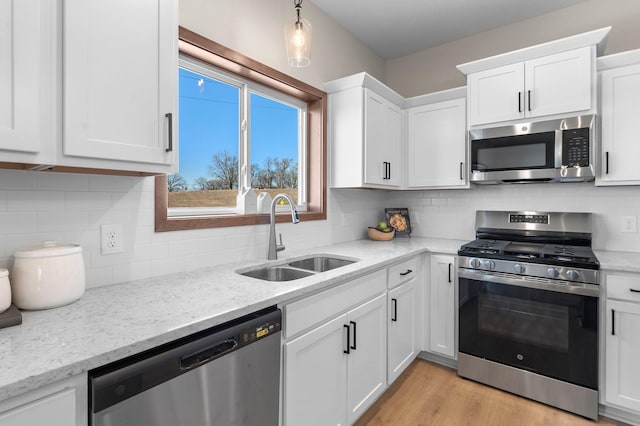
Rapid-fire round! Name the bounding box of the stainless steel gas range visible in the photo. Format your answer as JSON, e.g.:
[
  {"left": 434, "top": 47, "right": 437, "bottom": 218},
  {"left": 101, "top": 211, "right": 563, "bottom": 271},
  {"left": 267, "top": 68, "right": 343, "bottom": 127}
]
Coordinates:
[{"left": 457, "top": 211, "right": 599, "bottom": 420}]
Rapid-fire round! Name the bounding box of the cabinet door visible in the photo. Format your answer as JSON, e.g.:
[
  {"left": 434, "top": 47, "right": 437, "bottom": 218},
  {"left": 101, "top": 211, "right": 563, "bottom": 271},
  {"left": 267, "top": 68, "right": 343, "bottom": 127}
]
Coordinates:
[
  {"left": 407, "top": 98, "right": 467, "bottom": 188},
  {"left": 0, "top": 0, "right": 53, "bottom": 163},
  {"left": 284, "top": 314, "right": 348, "bottom": 426},
  {"left": 467, "top": 63, "right": 524, "bottom": 126},
  {"left": 347, "top": 293, "right": 387, "bottom": 425},
  {"left": 364, "top": 89, "right": 400, "bottom": 187},
  {"left": 388, "top": 279, "right": 417, "bottom": 384},
  {"left": 599, "top": 63, "right": 640, "bottom": 185},
  {"left": 429, "top": 255, "right": 456, "bottom": 358},
  {"left": 525, "top": 46, "right": 592, "bottom": 119},
  {"left": 0, "top": 388, "right": 76, "bottom": 426},
  {"left": 605, "top": 299, "right": 640, "bottom": 412},
  {"left": 63, "top": 0, "right": 177, "bottom": 172}
]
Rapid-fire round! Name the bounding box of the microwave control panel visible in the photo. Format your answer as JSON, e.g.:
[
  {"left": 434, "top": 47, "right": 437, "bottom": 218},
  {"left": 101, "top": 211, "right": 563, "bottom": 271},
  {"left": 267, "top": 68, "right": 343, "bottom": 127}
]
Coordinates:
[{"left": 562, "top": 127, "right": 590, "bottom": 167}]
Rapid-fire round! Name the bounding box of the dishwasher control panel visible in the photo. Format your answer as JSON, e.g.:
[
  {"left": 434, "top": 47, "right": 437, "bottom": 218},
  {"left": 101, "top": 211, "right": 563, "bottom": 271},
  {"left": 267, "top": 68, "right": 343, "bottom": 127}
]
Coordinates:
[{"left": 242, "top": 317, "right": 282, "bottom": 344}]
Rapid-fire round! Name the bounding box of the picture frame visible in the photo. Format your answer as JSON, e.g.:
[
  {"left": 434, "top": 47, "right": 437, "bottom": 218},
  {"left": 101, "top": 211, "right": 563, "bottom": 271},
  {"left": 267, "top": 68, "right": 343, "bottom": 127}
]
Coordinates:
[{"left": 385, "top": 208, "right": 411, "bottom": 237}]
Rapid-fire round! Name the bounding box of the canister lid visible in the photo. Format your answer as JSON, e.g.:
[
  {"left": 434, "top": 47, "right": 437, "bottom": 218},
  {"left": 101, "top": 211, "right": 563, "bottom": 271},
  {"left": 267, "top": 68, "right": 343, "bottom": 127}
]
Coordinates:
[
  {"left": 0, "top": 268, "right": 8, "bottom": 278},
  {"left": 14, "top": 241, "right": 82, "bottom": 259}
]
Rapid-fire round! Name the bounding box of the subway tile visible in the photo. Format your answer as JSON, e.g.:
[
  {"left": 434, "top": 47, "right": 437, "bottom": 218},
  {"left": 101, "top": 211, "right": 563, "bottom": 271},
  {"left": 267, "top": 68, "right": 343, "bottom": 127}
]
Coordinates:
[
  {"left": 0, "top": 170, "right": 36, "bottom": 190},
  {"left": 88, "top": 175, "right": 136, "bottom": 192},
  {"left": 0, "top": 212, "right": 38, "bottom": 234},
  {"left": 65, "top": 191, "right": 112, "bottom": 210},
  {"left": 112, "top": 261, "right": 152, "bottom": 284},
  {"left": 2, "top": 232, "right": 64, "bottom": 257},
  {"left": 37, "top": 211, "right": 91, "bottom": 232},
  {"left": 7, "top": 191, "right": 65, "bottom": 212},
  {"left": 85, "top": 266, "right": 114, "bottom": 289},
  {"left": 36, "top": 172, "right": 89, "bottom": 191},
  {"left": 0, "top": 191, "right": 6, "bottom": 211}
]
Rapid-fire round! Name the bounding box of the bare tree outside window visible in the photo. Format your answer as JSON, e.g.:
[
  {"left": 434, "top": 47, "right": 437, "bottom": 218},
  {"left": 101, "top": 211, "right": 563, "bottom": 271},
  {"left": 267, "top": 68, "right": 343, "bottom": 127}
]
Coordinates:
[{"left": 208, "top": 150, "right": 238, "bottom": 190}]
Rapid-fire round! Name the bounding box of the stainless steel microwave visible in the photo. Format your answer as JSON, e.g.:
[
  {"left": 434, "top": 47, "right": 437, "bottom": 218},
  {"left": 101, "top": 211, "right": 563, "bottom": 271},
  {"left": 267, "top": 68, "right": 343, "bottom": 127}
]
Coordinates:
[{"left": 470, "top": 115, "right": 595, "bottom": 184}]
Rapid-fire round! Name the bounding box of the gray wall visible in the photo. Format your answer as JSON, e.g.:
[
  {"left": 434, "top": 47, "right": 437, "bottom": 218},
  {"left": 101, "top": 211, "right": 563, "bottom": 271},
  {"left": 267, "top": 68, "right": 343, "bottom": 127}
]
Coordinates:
[{"left": 386, "top": 0, "right": 640, "bottom": 96}]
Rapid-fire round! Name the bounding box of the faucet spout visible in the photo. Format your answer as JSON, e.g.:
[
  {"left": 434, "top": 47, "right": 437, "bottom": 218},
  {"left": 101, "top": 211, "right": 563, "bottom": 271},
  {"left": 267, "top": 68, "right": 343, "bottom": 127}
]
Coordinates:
[{"left": 268, "top": 193, "right": 299, "bottom": 260}]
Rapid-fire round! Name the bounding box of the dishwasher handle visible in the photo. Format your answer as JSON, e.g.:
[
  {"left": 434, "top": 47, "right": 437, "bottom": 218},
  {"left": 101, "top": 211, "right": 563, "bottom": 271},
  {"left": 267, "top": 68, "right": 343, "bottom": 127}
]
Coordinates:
[{"left": 180, "top": 338, "right": 238, "bottom": 370}]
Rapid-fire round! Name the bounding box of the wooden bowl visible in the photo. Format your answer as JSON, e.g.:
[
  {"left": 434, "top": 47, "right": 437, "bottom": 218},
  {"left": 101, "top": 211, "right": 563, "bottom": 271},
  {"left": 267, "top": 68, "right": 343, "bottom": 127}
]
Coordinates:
[{"left": 368, "top": 227, "right": 395, "bottom": 241}]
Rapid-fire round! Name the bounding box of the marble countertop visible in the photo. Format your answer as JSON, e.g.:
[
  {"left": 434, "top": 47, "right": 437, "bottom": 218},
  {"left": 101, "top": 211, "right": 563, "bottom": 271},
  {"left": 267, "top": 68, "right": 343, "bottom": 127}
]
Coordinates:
[
  {"left": 595, "top": 250, "right": 640, "bottom": 273},
  {"left": 0, "top": 237, "right": 462, "bottom": 402}
]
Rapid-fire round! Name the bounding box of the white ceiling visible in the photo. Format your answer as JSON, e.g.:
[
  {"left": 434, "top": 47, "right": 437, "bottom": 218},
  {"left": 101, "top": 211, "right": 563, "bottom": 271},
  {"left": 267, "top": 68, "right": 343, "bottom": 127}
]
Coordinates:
[{"left": 309, "top": 0, "right": 587, "bottom": 59}]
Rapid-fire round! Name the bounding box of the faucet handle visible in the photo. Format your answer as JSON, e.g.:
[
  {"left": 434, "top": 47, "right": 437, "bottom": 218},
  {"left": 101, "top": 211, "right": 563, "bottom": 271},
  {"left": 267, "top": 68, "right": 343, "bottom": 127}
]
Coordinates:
[{"left": 277, "top": 233, "right": 285, "bottom": 252}]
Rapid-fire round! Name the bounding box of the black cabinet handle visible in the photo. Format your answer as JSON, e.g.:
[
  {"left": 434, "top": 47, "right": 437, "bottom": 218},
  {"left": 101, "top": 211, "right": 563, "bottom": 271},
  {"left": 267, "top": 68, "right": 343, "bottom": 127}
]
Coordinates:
[
  {"left": 400, "top": 269, "right": 413, "bottom": 276},
  {"left": 387, "top": 162, "right": 391, "bottom": 180},
  {"left": 391, "top": 298, "right": 398, "bottom": 322},
  {"left": 605, "top": 152, "right": 609, "bottom": 174},
  {"left": 383, "top": 161, "right": 390, "bottom": 180},
  {"left": 630, "top": 288, "right": 640, "bottom": 293},
  {"left": 612, "top": 309, "right": 615, "bottom": 336},
  {"left": 527, "top": 90, "right": 532, "bottom": 111},
  {"left": 448, "top": 263, "right": 452, "bottom": 283},
  {"left": 350, "top": 321, "right": 357, "bottom": 350},
  {"left": 518, "top": 92, "right": 522, "bottom": 113},
  {"left": 343, "top": 324, "right": 351, "bottom": 354},
  {"left": 460, "top": 162, "right": 464, "bottom": 180},
  {"left": 165, "top": 112, "right": 173, "bottom": 152}
]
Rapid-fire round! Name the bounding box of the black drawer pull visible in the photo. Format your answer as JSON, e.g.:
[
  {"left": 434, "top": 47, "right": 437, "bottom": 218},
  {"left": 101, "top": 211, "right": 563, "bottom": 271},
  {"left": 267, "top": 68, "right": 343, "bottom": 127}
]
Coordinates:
[
  {"left": 343, "top": 324, "right": 350, "bottom": 354},
  {"left": 391, "top": 298, "right": 398, "bottom": 322},
  {"left": 612, "top": 309, "right": 616, "bottom": 336},
  {"left": 165, "top": 112, "right": 173, "bottom": 152},
  {"left": 630, "top": 288, "right": 640, "bottom": 293},
  {"left": 400, "top": 269, "right": 413, "bottom": 276},
  {"left": 350, "top": 321, "right": 357, "bottom": 350}
]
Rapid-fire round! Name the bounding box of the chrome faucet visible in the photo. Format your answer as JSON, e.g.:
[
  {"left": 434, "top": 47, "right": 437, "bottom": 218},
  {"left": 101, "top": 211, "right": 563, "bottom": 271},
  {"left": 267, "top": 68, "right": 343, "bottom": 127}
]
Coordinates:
[{"left": 268, "top": 193, "right": 300, "bottom": 260}]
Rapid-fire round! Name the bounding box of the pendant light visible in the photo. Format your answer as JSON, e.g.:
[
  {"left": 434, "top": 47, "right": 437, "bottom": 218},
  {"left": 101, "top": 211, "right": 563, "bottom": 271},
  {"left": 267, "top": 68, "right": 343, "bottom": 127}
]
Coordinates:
[{"left": 284, "top": 0, "right": 312, "bottom": 67}]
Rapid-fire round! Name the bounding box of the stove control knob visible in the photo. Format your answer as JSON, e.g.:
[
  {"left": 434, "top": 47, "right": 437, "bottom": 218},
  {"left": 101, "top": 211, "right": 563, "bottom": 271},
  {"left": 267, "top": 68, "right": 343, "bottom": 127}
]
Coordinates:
[
  {"left": 514, "top": 264, "right": 525, "bottom": 274},
  {"left": 547, "top": 267, "right": 560, "bottom": 278},
  {"left": 485, "top": 260, "right": 496, "bottom": 271},
  {"left": 567, "top": 269, "right": 580, "bottom": 281},
  {"left": 470, "top": 258, "right": 481, "bottom": 269}
]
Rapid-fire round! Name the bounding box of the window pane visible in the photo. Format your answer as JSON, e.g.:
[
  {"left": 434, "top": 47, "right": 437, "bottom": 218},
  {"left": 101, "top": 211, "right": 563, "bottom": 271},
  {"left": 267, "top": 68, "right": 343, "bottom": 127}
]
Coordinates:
[
  {"left": 168, "top": 67, "right": 240, "bottom": 211},
  {"left": 249, "top": 93, "right": 300, "bottom": 205}
]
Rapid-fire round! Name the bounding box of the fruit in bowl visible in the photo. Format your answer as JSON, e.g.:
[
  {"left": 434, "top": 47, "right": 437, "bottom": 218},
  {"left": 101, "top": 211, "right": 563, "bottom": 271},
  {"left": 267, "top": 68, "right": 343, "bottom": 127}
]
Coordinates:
[{"left": 368, "top": 222, "right": 395, "bottom": 241}]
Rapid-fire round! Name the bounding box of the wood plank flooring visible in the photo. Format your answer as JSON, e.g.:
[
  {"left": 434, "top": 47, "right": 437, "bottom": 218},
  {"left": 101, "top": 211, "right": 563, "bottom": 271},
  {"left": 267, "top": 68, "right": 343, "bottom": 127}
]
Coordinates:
[{"left": 355, "top": 359, "right": 626, "bottom": 426}]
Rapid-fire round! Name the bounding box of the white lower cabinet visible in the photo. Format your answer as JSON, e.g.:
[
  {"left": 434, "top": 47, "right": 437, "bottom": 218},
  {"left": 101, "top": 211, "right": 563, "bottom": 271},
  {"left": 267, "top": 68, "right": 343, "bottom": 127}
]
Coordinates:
[
  {"left": 387, "top": 279, "right": 418, "bottom": 384},
  {"left": 0, "top": 374, "right": 87, "bottom": 426},
  {"left": 283, "top": 270, "right": 387, "bottom": 426},
  {"left": 428, "top": 254, "right": 456, "bottom": 358},
  {"left": 604, "top": 271, "right": 640, "bottom": 415}
]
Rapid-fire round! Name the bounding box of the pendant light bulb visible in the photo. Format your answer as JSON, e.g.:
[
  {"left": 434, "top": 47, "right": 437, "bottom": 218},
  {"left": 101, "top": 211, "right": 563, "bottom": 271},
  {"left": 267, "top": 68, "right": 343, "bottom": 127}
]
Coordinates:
[{"left": 285, "top": 0, "right": 312, "bottom": 67}]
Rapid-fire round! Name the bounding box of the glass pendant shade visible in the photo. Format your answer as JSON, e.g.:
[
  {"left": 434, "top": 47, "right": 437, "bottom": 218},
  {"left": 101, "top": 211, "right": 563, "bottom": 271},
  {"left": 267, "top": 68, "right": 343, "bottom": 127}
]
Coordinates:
[{"left": 285, "top": 17, "right": 312, "bottom": 67}]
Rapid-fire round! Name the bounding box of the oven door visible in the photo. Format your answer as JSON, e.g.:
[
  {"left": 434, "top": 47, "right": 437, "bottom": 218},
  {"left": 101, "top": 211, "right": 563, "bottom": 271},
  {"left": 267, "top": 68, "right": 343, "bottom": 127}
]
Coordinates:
[{"left": 458, "top": 268, "right": 598, "bottom": 390}]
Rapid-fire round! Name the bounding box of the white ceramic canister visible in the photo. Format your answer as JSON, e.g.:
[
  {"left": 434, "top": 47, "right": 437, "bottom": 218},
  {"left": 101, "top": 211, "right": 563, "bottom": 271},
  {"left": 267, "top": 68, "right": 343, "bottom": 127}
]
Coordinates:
[
  {"left": 0, "top": 269, "right": 11, "bottom": 313},
  {"left": 12, "top": 242, "right": 86, "bottom": 310}
]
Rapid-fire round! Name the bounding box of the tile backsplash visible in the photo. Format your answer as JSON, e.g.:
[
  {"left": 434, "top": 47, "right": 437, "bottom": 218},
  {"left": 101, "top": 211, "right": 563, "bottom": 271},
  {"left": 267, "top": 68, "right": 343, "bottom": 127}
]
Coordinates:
[
  {"left": 387, "top": 182, "right": 640, "bottom": 252},
  {"left": 1, "top": 169, "right": 638, "bottom": 289},
  {"left": 0, "top": 170, "right": 386, "bottom": 288}
]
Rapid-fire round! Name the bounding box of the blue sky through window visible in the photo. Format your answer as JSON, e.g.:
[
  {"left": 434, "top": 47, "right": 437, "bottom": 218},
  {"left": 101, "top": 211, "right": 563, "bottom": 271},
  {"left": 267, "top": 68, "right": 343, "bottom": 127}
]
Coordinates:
[{"left": 178, "top": 67, "right": 299, "bottom": 189}]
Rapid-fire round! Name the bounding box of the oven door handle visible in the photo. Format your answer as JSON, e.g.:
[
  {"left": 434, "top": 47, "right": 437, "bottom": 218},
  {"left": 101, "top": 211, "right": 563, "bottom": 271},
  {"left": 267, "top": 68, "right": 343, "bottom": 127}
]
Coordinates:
[{"left": 457, "top": 268, "right": 599, "bottom": 297}]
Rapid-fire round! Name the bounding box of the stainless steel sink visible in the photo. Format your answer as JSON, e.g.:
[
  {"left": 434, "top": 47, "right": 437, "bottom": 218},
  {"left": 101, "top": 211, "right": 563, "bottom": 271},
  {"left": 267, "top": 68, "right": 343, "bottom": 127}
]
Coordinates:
[
  {"left": 287, "top": 256, "right": 356, "bottom": 272},
  {"left": 240, "top": 267, "right": 314, "bottom": 282},
  {"left": 238, "top": 254, "right": 358, "bottom": 282}
]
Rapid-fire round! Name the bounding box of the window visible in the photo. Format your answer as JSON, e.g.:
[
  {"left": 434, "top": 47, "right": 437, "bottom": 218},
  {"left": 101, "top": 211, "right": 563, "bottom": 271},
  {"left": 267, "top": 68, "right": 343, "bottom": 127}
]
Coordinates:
[{"left": 155, "top": 27, "right": 326, "bottom": 231}]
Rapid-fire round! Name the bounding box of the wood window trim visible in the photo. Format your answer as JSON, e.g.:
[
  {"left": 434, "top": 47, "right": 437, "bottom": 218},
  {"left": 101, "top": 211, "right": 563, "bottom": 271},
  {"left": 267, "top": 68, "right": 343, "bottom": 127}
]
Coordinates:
[{"left": 155, "top": 27, "right": 327, "bottom": 232}]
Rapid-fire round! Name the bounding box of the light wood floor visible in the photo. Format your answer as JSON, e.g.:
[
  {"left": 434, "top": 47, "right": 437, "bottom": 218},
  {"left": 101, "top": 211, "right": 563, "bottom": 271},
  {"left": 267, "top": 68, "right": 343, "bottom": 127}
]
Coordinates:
[{"left": 355, "top": 359, "right": 626, "bottom": 426}]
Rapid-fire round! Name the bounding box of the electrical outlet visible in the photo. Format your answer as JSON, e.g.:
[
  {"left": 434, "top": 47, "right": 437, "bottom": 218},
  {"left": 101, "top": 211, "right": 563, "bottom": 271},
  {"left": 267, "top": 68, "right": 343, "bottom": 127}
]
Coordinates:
[
  {"left": 101, "top": 224, "right": 124, "bottom": 254},
  {"left": 620, "top": 216, "right": 637, "bottom": 233}
]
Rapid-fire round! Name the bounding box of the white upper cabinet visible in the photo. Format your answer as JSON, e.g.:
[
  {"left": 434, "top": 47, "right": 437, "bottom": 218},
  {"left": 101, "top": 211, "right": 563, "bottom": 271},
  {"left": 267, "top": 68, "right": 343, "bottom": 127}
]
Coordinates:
[
  {"left": 326, "top": 73, "right": 403, "bottom": 189},
  {"left": 459, "top": 27, "right": 610, "bottom": 128},
  {"left": 597, "top": 51, "right": 640, "bottom": 186},
  {"left": 62, "top": 0, "right": 177, "bottom": 173},
  {"left": 466, "top": 47, "right": 594, "bottom": 127},
  {"left": 0, "top": 0, "right": 54, "bottom": 164},
  {"left": 406, "top": 90, "right": 468, "bottom": 189}
]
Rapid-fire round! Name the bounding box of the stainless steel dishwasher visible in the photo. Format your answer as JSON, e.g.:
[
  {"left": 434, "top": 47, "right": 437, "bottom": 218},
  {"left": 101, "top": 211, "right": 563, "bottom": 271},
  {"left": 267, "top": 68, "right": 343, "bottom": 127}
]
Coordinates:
[{"left": 89, "top": 306, "right": 282, "bottom": 426}]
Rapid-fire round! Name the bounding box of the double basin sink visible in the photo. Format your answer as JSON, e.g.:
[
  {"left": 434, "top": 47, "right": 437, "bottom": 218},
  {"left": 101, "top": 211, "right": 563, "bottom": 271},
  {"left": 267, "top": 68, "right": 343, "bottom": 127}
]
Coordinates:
[{"left": 238, "top": 255, "right": 357, "bottom": 282}]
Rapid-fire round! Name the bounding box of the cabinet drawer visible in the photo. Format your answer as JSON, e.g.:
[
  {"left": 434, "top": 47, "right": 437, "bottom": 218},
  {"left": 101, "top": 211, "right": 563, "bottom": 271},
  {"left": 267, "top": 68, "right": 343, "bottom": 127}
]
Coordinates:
[
  {"left": 284, "top": 269, "right": 386, "bottom": 339},
  {"left": 606, "top": 273, "right": 640, "bottom": 302},
  {"left": 387, "top": 257, "right": 419, "bottom": 289}
]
